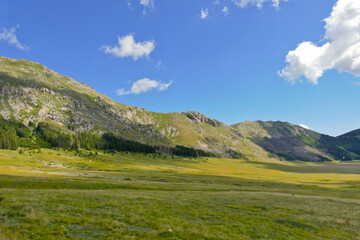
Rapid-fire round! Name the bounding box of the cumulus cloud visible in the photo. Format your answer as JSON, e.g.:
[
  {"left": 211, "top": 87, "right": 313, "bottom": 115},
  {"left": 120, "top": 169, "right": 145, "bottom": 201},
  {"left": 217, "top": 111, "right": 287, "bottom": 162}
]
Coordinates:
[
  {"left": 201, "top": 8, "right": 209, "bottom": 19},
  {"left": 0, "top": 25, "right": 28, "bottom": 50},
  {"left": 232, "top": 0, "right": 285, "bottom": 9},
  {"left": 279, "top": 0, "right": 360, "bottom": 84},
  {"left": 222, "top": 6, "right": 229, "bottom": 15},
  {"left": 101, "top": 34, "right": 155, "bottom": 60},
  {"left": 116, "top": 78, "right": 172, "bottom": 96}
]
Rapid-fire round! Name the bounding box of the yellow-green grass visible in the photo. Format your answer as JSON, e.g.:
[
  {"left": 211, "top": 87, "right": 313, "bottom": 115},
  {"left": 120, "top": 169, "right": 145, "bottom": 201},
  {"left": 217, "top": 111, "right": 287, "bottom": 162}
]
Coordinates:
[
  {"left": 1, "top": 149, "right": 359, "bottom": 187},
  {"left": 0, "top": 149, "right": 360, "bottom": 239}
]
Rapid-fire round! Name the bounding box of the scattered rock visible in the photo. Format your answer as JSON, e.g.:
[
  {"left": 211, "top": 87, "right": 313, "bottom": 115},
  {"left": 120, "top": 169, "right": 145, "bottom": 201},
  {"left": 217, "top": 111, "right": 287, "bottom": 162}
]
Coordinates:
[{"left": 38, "top": 88, "right": 55, "bottom": 95}]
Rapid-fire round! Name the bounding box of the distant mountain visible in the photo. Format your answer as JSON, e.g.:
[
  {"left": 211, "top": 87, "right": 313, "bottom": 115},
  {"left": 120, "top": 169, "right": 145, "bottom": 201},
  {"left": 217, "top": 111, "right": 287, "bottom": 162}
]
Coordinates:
[
  {"left": 232, "top": 121, "right": 360, "bottom": 161},
  {"left": 339, "top": 129, "right": 360, "bottom": 138},
  {"left": 0, "top": 56, "right": 359, "bottom": 161},
  {"left": 336, "top": 129, "right": 360, "bottom": 158}
]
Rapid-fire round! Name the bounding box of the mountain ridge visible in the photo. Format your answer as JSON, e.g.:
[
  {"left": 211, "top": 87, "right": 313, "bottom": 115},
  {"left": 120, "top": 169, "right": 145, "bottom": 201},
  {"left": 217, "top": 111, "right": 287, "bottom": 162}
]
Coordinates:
[{"left": 0, "top": 55, "right": 359, "bottom": 161}]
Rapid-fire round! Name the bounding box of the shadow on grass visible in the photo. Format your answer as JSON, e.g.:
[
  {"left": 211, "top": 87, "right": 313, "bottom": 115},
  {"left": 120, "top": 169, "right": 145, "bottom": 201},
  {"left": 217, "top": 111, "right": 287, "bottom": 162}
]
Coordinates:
[
  {"left": 1, "top": 173, "right": 360, "bottom": 200},
  {"left": 247, "top": 160, "right": 360, "bottom": 174},
  {"left": 275, "top": 219, "right": 316, "bottom": 230}
]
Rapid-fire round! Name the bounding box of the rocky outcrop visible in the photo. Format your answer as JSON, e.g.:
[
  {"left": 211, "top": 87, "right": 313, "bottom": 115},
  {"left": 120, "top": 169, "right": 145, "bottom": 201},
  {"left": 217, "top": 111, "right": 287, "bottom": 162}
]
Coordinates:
[
  {"left": 39, "top": 88, "right": 55, "bottom": 95},
  {"left": 93, "top": 96, "right": 102, "bottom": 103},
  {"left": 48, "top": 110, "right": 63, "bottom": 122},
  {"left": 182, "top": 111, "right": 227, "bottom": 128},
  {"left": 0, "top": 85, "right": 25, "bottom": 96},
  {"left": 160, "top": 126, "right": 180, "bottom": 138},
  {"left": 67, "top": 100, "right": 86, "bottom": 110}
]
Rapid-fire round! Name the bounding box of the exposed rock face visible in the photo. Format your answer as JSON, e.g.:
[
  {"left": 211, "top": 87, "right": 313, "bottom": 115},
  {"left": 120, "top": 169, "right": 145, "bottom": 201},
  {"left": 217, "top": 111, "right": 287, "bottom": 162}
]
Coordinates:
[
  {"left": 38, "top": 108, "right": 49, "bottom": 121},
  {"left": 48, "top": 110, "right": 63, "bottom": 122},
  {"left": 182, "top": 111, "right": 227, "bottom": 128},
  {"left": 160, "top": 126, "right": 180, "bottom": 138},
  {"left": 93, "top": 96, "right": 102, "bottom": 103},
  {"left": 0, "top": 85, "right": 25, "bottom": 96},
  {"left": 67, "top": 100, "right": 87, "bottom": 110},
  {"left": 38, "top": 88, "right": 55, "bottom": 95}
]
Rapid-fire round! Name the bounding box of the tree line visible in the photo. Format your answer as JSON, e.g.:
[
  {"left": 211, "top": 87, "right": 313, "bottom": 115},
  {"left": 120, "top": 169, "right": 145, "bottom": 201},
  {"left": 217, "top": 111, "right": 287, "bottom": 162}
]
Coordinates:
[{"left": 0, "top": 117, "right": 214, "bottom": 158}]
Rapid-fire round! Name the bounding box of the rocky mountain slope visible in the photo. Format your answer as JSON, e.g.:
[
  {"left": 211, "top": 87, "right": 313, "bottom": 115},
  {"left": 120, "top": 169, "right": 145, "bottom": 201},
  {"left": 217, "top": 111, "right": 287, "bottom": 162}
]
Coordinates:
[
  {"left": 0, "top": 56, "right": 359, "bottom": 161},
  {"left": 0, "top": 56, "right": 265, "bottom": 158},
  {"left": 232, "top": 121, "right": 360, "bottom": 161}
]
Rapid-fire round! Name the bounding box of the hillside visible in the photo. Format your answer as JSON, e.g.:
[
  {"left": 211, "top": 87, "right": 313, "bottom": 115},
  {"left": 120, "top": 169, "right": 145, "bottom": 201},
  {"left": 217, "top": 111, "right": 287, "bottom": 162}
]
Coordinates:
[
  {"left": 0, "top": 56, "right": 265, "bottom": 158},
  {"left": 0, "top": 56, "right": 359, "bottom": 161},
  {"left": 232, "top": 121, "right": 360, "bottom": 161}
]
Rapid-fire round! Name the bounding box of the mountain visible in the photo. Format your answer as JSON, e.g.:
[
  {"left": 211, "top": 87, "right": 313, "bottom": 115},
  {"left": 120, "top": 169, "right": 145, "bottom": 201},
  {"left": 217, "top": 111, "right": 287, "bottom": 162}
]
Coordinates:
[
  {"left": 0, "top": 56, "right": 265, "bottom": 158},
  {"left": 339, "top": 129, "right": 360, "bottom": 139},
  {"left": 232, "top": 121, "right": 360, "bottom": 161},
  {"left": 336, "top": 130, "right": 360, "bottom": 158},
  {"left": 0, "top": 55, "right": 359, "bottom": 161},
  {"left": 232, "top": 121, "right": 330, "bottom": 161}
]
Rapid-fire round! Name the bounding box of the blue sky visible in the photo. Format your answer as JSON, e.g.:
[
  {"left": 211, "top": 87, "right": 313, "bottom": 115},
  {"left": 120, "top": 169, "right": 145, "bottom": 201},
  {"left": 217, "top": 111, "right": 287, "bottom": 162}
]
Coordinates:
[{"left": 1, "top": 0, "right": 360, "bottom": 136}]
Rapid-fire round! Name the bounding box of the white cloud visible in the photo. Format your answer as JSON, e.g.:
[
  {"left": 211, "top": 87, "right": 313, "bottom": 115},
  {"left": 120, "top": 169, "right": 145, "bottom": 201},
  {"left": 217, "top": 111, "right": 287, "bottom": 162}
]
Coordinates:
[
  {"left": 222, "top": 6, "right": 229, "bottom": 15},
  {"left": 279, "top": 0, "right": 360, "bottom": 84},
  {"left": 126, "top": 0, "right": 133, "bottom": 10},
  {"left": 299, "top": 124, "right": 311, "bottom": 130},
  {"left": 140, "top": 0, "right": 154, "bottom": 8},
  {"left": 232, "top": 0, "right": 285, "bottom": 9},
  {"left": 354, "top": 81, "right": 360, "bottom": 86},
  {"left": 201, "top": 8, "right": 209, "bottom": 19},
  {"left": 139, "top": 0, "right": 154, "bottom": 14},
  {"left": 155, "top": 60, "right": 164, "bottom": 68},
  {"left": 214, "top": 0, "right": 220, "bottom": 5},
  {"left": 101, "top": 34, "right": 155, "bottom": 60},
  {"left": 116, "top": 78, "right": 172, "bottom": 95},
  {"left": 0, "top": 25, "right": 28, "bottom": 51}
]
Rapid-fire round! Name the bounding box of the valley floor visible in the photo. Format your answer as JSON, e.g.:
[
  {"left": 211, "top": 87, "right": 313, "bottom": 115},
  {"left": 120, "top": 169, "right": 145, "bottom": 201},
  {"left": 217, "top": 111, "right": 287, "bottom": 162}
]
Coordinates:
[{"left": 0, "top": 149, "right": 360, "bottom": 239}]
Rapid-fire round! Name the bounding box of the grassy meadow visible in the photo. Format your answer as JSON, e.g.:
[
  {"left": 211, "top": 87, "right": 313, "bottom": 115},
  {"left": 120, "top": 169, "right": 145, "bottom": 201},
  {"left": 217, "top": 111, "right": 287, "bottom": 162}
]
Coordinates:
[{"left": 0, "top": 149, "right": 360, "bottom": 239}]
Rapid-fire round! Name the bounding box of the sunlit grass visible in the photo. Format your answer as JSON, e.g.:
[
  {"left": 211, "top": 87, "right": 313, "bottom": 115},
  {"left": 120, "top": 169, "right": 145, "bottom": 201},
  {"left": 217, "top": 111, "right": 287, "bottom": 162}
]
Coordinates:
[
  {"left": 1, "top": 149, "right": 359, "bottom": 188},
  {"left": 0, "top": 149, "right": 360, "bottom": 239}
]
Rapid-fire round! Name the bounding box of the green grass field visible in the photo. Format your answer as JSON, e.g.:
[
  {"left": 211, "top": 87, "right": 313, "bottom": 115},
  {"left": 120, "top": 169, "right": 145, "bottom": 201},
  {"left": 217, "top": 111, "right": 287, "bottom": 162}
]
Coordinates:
[{"left": 0, "top": 149, "right": 360, "bottom": 239}]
